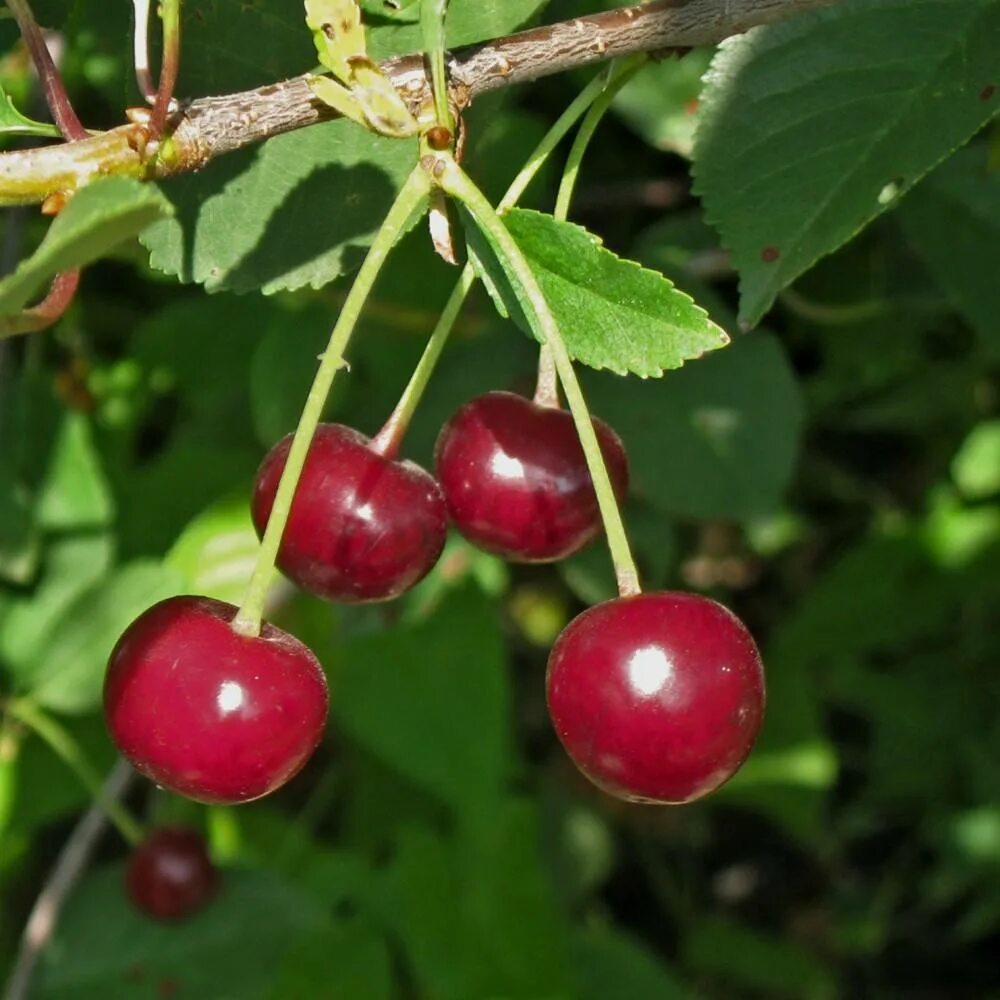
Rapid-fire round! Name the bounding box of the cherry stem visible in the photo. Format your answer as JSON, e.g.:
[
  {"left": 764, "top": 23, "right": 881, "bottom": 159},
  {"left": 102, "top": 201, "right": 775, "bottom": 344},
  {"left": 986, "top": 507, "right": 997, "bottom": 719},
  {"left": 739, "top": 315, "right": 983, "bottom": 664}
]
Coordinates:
[
  {"left": 148, "top": 0, "right": 181, "bottom": 139},
  {"left": 8, "top": 699, "right": 144, "bottom": 846},
  {"left": 0, "top": 269, "right": 81, "bottom": 340},
  {"left": 232, "top": 165, "right": 431, "bottom": 637},
  {"left": 554, "top": 56, "right": 646, "bottom": 222},
  {"left": 7, "top": 0, "right": 86, "bottom": 141},
  {"left": 420, "top": 0, "right": 453, "bottom": 134},
  {"left": 369, "top": 264, "right": 475, "bottom": 459},
  {"left": 439, "top": 158, "right": 641, "bottom": 597},
  {"left": 536, "top": 58, "right": 644, "bottom": 411},
  {"left": 370, "top": 64, "right": 637, "bottom": 454}
]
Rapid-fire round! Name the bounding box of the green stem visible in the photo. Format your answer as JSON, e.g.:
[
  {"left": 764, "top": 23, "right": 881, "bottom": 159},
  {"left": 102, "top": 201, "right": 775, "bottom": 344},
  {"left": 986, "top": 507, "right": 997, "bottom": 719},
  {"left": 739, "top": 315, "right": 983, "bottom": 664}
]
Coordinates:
[
  {"left": 233, "top": 165, "right": 431, "bottom": 636},
  {"left": 369, "top": 64, "right": 631, "bottom": 456},
  {"left": 9, "top": 699, "right": 144, "bottom": 845},
  {"left": 554, "top": 56, "right": 645, "bottom": 221},
  {"left": 421, "top": 0, "right": 453, "bottom": 133},
  {"left": 439, "top": 157, "right": 641, "bottom": 597},
  {"left": 370, "top": 265, "right": 475, "bottom": 458}
]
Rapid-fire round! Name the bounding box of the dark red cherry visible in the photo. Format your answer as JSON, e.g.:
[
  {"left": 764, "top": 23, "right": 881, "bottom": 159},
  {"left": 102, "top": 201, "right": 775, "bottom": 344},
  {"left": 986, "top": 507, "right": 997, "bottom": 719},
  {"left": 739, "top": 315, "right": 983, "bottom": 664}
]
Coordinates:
[
  {"left": 546, "top": 592, "right": 765, "bottom": 804},
  {"left": 434, "top": 391, "right": 628, "bottom": 562},
  {"left": 252, "top": 424, "right": 447, "bottom": 603},
  {"left": 125, "top": 827, "right": 218, "bottom": 921},
  {"left": 104, "top": 595, "right": 328, "bottom": 804}
]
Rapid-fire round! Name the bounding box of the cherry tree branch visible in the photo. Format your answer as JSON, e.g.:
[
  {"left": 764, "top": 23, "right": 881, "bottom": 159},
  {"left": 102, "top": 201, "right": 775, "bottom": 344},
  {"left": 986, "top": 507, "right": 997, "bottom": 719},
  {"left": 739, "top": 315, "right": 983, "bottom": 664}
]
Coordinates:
[{"left": 0, "top": 0, "right": 837, "bottom": 206}]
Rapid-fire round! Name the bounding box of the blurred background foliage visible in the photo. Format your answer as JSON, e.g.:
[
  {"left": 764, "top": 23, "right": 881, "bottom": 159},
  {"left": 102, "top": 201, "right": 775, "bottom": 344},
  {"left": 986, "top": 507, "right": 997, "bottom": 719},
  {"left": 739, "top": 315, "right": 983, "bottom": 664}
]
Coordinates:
[{"left": 1, "top": 1, "right": 999, "bottom": 997}]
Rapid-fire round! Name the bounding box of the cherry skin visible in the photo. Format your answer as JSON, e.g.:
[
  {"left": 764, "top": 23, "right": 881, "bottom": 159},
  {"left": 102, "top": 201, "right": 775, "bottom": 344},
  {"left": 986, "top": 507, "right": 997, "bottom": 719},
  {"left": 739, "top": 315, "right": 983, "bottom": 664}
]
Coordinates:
[
  {"left": 125, "top": 827, "right": 218, "bottom": 921},
  {"left": 104, "top": 595, "right": 328, "bottom": 804},
  {"left": 252, "top": 423, "right": 447, "bottom": 603},
  {"left": 434, "top": 391, "right": 629, "bottom": 563},
  {"left": 546, "top": 591, "right": 765, "bottom": 804}
]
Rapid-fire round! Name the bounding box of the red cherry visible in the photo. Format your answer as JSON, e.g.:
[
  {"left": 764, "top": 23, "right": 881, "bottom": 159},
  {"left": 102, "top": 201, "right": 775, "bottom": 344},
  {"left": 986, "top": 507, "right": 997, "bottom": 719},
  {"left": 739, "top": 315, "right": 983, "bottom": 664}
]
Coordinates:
[
  {"left": 434, "top": 391, "right": 628, "bottom": 562},
  {"left": 104, "top": 595, "right": 328, "bottom": 804},
  {"left": 125, "top": 827, "right": 218, "bottom": 921},
  {"left": 546, "top": 592, "right": 765, "bottom": 804},
  {"left": 252, "top": 424, "right": 447, "bottom": 603}
]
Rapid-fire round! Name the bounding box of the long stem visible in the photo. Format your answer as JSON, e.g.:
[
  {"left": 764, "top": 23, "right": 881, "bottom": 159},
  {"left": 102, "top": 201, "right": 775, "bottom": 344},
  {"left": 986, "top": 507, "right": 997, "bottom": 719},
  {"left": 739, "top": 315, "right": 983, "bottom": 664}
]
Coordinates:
[
  {"left": 7, "top": 0, "right": 86, "bottom": 141},
  {"left": 369, "top": 64, "right": 630, "bottom": 457},
  {"left": 149, "top": 0, "right": 181, "bottom": 138},
  {"left": 554, "top": 56, "right": 646, "bottom": 221},
  {"left": 232, "top": 166, "right": 431, "bottom": 636},
  {"left": 421, "top": 0, "right": 453, "bottom": 134},
  {"left": 8, "top": 700, "right": 143, "bottom": 845},
  {"left": 370, "top": 265, "right": 475, "bottom": 458},
  {"left": 439, "top": 158, "right": 641, "bottom": 596},
  {"left": 537, "top": 57, "right": 645, "bottom": 407}
]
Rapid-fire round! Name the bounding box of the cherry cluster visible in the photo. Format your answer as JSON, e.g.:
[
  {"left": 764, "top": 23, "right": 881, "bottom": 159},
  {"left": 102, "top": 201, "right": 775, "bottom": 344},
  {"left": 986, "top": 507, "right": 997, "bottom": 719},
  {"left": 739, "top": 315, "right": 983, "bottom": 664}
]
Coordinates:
[{"left": 104, "top": 389, "right": 764, "bottom": 809}]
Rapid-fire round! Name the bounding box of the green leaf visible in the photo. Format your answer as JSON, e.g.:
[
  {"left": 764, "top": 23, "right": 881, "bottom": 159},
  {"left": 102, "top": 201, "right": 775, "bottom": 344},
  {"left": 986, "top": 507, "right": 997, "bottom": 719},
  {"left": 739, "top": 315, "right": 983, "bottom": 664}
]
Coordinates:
[
  {"left": 166, "top": 495, "right": 260, "bottom": 605},
  {"left": 571, "top": 926, "right": 690, "bottom": 1000},
  {"left": 613, "top": 48, "right": 713, "bottom": 158},
  {"left": 897, "top": 143, "right": 1000, "bottom": 358},
  {"left": 141, "top": 122, "right": 418, "bottom": 293},
  {"left": 366, "top": 0, "right": 547, "bottom": 57},
  {"left": 0, "top": 533, "right": 114, "bottom": 678},
  {"left": 37, "top": 866, "right": 329, "bottom": 999},
  {"left": 0, "top": 83, "right": 60, "bottom": 138},
  {"left": 371, "top": 807, "right": 572, "bottom": 998},
  {"left": 693, "top": 0, "right": 1000, "bottom": 328},
  {"left": 266, "top": 921, "right": 394, "bottom": 1000},
  {"left": 27, "top": 561, "right": 184, "bottom": 714},
  {"left": 685, "top": 919, "right": 835, "bottom": 998},
  {"left": 0, "top": 178, "right": 172, "bottom": 320},
  {"left": 35, "top": 413, "right": 114, "bottom": 531},
  {"left": 333, "top": 586, "right": 510, "bottom": 817},
  {"left": 470, "top": 209, "right": 729, "bottom": 377},
  {"left": 952, "top": 419, "right": 1000, "bottom": 500},
  {"left": 584, "top": 333, "right": 803, "bottom": 518}
]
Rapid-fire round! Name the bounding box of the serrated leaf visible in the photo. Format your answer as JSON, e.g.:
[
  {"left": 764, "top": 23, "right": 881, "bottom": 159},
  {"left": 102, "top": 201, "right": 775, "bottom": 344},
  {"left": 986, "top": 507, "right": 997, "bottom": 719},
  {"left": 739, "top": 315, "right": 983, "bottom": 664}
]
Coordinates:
[
  {"left": 0, "top": 83, "right": 60, "bottom": 138},
  {"left": 0, "top": 178, "right": 172, "bottom": 319},
  {"left": 469, "top": 208, "right": 728, "bottom": 377},
  {"left": 27, "top": 561, "right": 184, "bottom": 714},
  {"left": 348, "top": 57, "right": 419, "bottom": 136},
  {"left": 141, "top": 122, "right": 417, "bottom": 293},
  {"left": 693, "top": 0, "right": 1000, "bottom": 328},
  {"left": 897, "top": 143, "right": 1000, "bottom": 358}
]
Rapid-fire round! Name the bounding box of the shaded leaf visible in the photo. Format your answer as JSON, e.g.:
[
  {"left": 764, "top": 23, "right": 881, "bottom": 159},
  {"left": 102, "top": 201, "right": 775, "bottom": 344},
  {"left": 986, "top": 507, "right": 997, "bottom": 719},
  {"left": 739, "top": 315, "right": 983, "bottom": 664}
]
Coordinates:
[{"left": 693, "top": 0, "right": 1000, "bottom": 327}]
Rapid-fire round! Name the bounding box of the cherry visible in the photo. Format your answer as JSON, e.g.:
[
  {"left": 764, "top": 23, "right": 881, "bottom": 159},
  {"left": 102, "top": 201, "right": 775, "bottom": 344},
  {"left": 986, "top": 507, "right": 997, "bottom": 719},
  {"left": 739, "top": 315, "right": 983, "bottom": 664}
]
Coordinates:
[
  {"left": 434, "top": 391, "right": 628, "bottom": 562},
  {"left": 252, "top": 423, "right": 447, "bottom": 603},
  {"left": 546, "top": 591, "right": 765, "bottom": 804},
  {"left": 104, "top": 595, "right": 328, "bottom": 804},
  {"left": 125, "top": 826, "right": 218, "bottom": 921}
]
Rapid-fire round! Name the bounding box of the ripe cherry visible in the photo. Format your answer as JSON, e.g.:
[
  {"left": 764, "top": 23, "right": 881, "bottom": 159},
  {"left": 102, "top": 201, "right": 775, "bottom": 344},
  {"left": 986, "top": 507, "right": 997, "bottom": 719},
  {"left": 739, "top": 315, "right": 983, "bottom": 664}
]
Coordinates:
[
  {"left": 252, "top": 424, "right": 447, "bottom": 603},
  {"left": 546, "top": 591, "right": 765, "bottom": 804},
  {"left": 434, "top": 391, "right": 628, "bottom": 562},
  {"left": 104, "top": 595, "right": 328, "bottom": 804},
  {"left": 125, "top": 827, "right": 218, "bottom": 921}
]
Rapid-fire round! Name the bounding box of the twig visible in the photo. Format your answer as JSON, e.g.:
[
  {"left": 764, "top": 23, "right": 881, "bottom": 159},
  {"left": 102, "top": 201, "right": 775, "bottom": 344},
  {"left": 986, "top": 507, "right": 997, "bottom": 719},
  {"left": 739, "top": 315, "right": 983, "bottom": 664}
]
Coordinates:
[
  {"left": 2, "top": 759, "right": 137, "bottom": 1000},
  {"left": 6, "top": 0, "right": 86, "bottom": 141},
  {"left": 0, "top": 0, "right": 839, "bottom": 206}
]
